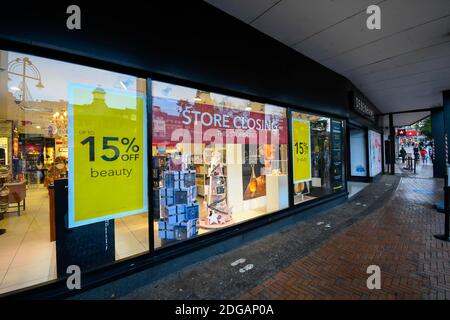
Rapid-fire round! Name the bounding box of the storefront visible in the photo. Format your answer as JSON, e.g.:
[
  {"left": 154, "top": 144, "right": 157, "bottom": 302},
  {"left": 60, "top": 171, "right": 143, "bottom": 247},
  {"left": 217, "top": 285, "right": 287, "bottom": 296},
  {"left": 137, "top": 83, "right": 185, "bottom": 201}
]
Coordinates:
[
  {"left": 0, "top": 2, "right": 383, "bottom": 299},
  {"left": 0, "top": 48, "right": 351, "bottom": 297},
  {"left": 346, "top": 91, "right": 382, "bottom": 196}
]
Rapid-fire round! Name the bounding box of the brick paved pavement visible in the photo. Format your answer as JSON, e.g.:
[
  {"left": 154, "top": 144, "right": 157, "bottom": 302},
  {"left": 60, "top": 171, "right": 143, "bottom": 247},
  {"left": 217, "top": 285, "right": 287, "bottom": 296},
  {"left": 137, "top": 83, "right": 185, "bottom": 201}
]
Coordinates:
[{"left": 242, "top": 176, "right": 450, "bottom": 300}]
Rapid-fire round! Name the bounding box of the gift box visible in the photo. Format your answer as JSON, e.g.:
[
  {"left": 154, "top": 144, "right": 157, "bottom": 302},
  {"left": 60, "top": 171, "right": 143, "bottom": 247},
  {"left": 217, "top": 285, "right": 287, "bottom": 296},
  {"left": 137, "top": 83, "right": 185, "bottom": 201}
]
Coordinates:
[
  {"left": 161, "top": 204, "right": 185, "bottom": 220},
  {"left": 160, "top": 187, "right": 174, "bottom": 206},
  {"left": 158, "top": 220, "right": 176, "bottom": 240},
  {"left": 189, "top": 185, "right": 197, "bottom": 201},
  {"left": 185, "top": 202, "right": 199, "bottom": 220},
  {"left": 183, "top": 170, "right": 196, "bottom": 188},
  {"left": 164, "top": 171, "right": 188, "bottom": 189},
  {"left": 175, "top": 219, "right": 198, "bottom": 240},
  {"left": 168, "top": 212, "right": 186, "bottom": 225},
  {"left": 175, "top": 188, "right": 189, "bottom": 205}
]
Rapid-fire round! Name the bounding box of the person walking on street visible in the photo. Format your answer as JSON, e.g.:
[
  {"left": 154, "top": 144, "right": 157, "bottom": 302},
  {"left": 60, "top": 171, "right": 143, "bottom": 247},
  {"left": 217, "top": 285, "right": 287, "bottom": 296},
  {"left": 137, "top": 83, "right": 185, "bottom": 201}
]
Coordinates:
[
  {"left": 420, "top": 148, "right": 427, "bottom": 164},
  {"left": 400, "top": 147, "right": 407, "bottom": 164}
]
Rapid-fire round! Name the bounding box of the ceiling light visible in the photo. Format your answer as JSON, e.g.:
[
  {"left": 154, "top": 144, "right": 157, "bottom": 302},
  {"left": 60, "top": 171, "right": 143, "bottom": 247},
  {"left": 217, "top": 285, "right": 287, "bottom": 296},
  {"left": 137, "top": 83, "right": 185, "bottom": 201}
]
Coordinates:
[
  {"left": 36, "top": 126, "right": 41, "bottom": 129},
  {"left": 119, "top": 81, "right": 127, "bottom": 90}
]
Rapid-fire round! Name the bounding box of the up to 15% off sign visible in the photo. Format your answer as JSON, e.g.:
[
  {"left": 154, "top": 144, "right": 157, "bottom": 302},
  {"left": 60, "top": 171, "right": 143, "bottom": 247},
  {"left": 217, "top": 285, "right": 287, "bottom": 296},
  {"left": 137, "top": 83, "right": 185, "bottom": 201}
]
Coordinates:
[
  {"left": 80, "top": 135, "right": 141, "bottom": 178},
  {"left": 68, "top": 85, "right": 146, "bottom": 228},
  {"left": 292, "top": 118, "right": 311, "bottom": 183}
]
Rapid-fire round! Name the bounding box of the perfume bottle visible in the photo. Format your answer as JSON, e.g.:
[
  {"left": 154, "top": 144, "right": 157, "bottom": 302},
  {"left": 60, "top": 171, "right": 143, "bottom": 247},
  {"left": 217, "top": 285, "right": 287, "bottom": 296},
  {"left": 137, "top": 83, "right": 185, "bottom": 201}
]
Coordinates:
[{"left": 249, "top": 164, "right": 257, "bottom": 195}]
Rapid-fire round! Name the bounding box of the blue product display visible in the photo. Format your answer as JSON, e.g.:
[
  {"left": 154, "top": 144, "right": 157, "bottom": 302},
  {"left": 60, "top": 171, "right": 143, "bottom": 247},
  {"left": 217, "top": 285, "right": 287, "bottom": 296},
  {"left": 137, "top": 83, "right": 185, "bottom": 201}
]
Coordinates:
[
  {"left": 186, "top": 202, "right": 199, "bottom": 220},
  {"left": 159, "top": 169, "right": 200, "bottom": 240}
]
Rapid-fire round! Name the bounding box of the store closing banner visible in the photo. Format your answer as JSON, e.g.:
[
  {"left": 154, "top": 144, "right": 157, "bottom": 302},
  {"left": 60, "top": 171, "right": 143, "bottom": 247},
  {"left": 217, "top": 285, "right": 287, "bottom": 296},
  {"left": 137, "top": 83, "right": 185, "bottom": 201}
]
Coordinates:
[
  {"left": 152, "top": 98, "right": 288, "bottom": 146},
  {"left": 68, "top": 84, "right": 148, "bottom": 228}
]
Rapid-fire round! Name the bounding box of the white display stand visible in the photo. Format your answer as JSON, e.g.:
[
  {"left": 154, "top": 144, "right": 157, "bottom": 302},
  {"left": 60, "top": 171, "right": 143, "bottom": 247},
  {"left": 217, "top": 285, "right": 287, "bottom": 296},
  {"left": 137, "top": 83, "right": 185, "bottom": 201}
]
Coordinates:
[{"left": 266, "top": 174, "right": 289, "bottom": 212}]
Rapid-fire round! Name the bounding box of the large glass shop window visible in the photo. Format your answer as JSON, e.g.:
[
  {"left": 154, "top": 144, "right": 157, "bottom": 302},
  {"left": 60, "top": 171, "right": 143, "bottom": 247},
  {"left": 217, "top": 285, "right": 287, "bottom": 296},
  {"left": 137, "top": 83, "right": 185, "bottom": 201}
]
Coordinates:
[
  {"left": 0, "top": 50, "right": 148, "bottom": 295},
  {"left": 291, "top": 111, "right": 344, "bottom": 205},
  {"left": 152, "top": 81, "right": 289, "bottom": 248}
]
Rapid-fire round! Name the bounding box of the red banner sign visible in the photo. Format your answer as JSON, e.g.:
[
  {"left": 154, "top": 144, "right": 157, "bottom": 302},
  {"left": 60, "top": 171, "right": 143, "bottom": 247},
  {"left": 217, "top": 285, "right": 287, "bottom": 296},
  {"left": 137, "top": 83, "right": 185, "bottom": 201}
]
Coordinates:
[{"left": 152, "top": 100, "right": 288, "bottom": 146}]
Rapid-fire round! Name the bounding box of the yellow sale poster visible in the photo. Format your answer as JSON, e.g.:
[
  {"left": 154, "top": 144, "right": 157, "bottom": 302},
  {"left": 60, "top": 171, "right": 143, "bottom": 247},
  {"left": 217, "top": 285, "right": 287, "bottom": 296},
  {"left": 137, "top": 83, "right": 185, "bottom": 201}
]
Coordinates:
[
  {"left": 292, "top": 118, "right": 311, "bottom": 183},
  {"left": 68, "top": 84, "right": 147, "bottom": 228}
]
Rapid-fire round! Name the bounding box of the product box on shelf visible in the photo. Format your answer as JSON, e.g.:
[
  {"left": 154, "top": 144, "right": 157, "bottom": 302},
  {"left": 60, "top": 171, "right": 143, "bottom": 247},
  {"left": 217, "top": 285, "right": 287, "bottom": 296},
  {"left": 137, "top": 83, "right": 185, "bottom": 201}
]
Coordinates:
[
  {"left": 182, "top": 170, "right": 196, "bottom": 188},
  {"left": 161, "top": 204, "right": 186, "bottom": 223},
  {"left": 160, "top": 186, "right": 197, "bottom": 206},
  {"left": 174, "top": 219, "right": 198, "bottom": 240},
  {"left": 185, "top": 202, "right": 199, "bottom": 220},
  {"left": 158, "top": 220, "right": 176, "bottom": 240},
  {"left": 160, "top": 187, "right": 175, "bottom": 206}
]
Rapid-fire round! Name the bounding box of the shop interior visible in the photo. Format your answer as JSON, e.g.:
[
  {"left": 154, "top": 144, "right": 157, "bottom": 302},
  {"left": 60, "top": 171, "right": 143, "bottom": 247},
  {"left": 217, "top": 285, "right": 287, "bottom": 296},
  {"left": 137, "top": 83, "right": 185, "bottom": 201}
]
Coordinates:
[
  {"left": 151, "top": 82, "right": 289, "bottom": 248},
  {"left": 291, "top": 112, "right": 335, "bottom": 205},
  {"left": 0, "top": 50, "right": 149, "bottom": 294}
]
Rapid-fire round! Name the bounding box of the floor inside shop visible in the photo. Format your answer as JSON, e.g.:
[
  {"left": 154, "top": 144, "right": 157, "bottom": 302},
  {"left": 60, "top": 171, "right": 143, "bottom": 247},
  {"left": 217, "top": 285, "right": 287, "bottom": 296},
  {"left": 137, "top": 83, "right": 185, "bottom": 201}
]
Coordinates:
[
  {"left": 0, "top": 186, "right": 56, "bottom": 294},
  {"left": 0, "top": 184, "right": 151, "bottom": 294}
]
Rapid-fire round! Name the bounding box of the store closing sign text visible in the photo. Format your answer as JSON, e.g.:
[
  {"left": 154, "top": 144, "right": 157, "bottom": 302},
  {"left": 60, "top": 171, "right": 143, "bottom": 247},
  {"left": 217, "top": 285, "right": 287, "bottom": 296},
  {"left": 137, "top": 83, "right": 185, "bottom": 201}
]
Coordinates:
[{"left": 68, "top": 85, "right": 148, "bottom": 228}]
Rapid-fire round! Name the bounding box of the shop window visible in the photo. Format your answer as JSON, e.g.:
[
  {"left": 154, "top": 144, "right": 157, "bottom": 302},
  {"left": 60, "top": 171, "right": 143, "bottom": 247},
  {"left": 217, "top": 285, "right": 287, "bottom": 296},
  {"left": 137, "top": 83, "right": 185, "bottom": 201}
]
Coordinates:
[
  {"left": 291, "top": 111, "right": 344, "bottom": 205},
  {"left": 152, "top": 81, "right": 289, "bottom": 248},
  {"left": 368, "top": 130, "right": 382, "bottom": 177},
  {"left": 349, "top": 128, "right": 367, "bottom": 177},
  {"left": 0, "top": 50, "right": 148, "bottom": 294}
]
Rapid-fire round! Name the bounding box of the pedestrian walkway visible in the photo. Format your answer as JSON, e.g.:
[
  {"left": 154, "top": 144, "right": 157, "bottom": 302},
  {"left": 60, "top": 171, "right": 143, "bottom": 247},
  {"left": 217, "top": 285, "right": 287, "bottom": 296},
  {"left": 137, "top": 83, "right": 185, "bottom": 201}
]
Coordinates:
[
  {"left": 396, "top": 160, "right": 433, "bottom": 179},
  {"left": 69, "top": 174, "right": 449, "bottom": 300},
  {"left": 243, "top": 176, "right": 449, "bottom": 300}
]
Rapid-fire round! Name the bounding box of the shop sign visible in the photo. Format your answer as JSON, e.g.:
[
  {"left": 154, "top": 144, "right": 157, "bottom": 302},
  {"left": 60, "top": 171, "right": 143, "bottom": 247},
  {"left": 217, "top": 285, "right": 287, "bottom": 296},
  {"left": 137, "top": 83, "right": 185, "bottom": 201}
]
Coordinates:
[
  {"left": 152, "top": 99, "right": 288, "bottom": 146},
  {"left": 68, "top": 84, "right": 148, "bottom": 228},
  {"left": 353, "top": 93, "right": 376, "bottom": 122},
  {"left": 291, "top": 118, "right": 312, "bottom": 183}
]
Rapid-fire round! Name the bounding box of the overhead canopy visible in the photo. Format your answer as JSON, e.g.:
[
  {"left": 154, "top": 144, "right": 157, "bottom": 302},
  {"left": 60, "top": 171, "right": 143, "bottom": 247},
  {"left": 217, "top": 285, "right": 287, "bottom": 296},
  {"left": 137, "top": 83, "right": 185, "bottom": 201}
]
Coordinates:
[
  {"left": 208, "top": 0, "right": 450, "bottom": 114},
  {"left": 382, "top": 111, "right": 430, "bottom": 128}
]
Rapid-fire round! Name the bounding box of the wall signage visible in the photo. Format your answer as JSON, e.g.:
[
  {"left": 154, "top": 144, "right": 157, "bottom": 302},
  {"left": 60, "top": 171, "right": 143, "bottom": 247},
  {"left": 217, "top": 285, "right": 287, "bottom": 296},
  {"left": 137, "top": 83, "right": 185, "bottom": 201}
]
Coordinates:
[
  {"left": 291, "top": 118, "right": 312, "bottom": 183},
  {"left": 68, "top": 84, "right": 148, "bottom": 228},
  {"left": 353, "top": 92, "right": 376, "bottom": 122}
]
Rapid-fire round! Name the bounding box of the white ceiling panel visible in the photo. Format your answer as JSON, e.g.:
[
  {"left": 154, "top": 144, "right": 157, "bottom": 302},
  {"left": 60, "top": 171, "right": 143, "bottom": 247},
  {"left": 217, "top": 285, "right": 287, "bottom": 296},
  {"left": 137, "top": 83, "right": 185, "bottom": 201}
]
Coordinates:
[
  {"left": 250, "top": 0, "right": 375, "bottom": 46},
  {"left": 351, "top": 47, "right": 450, "bottom": 86},
  {"left": 323, "top": 17, "right": 450, "bottom": 74},
  {"left": 382, "top": 112, "right": 430, "bottom": 127},
  {"left": 295, "top": 0, "right": 450, "bottom": 63}
]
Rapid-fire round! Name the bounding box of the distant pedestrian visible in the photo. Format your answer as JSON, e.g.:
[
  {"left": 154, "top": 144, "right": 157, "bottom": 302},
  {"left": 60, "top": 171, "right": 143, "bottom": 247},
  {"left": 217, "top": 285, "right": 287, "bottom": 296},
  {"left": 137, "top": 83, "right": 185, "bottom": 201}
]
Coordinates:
[
  {"left": 420, "top": 148, "right": 427, "bottom": 164},
  {"left": 399, "top": 147, "right": 407, "bottom": 163},
  {"left": 413, "top": 145, "right": 420, "bottom": 161}
]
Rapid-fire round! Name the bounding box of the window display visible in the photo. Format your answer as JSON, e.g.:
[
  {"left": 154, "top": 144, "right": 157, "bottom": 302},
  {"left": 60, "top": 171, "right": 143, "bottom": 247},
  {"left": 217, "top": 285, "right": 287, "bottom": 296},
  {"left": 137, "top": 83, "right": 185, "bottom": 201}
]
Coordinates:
[
  {"left": 369, "top": 130, "right": 382, "bottom": 177},
  {"left": 291, "top": 111, "right": 343, "bottom": 205},
  {"left": 152, "top": 81, "right": 289, "bottom": 248},
  {"left": 350, "top": 129, "right": 367, "bottom": 177},
  {"left": 0, "top": 49, "right": 148, "bottom": 294}
]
